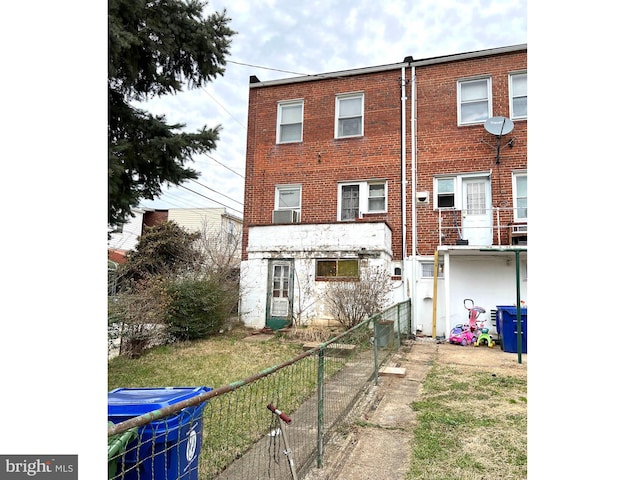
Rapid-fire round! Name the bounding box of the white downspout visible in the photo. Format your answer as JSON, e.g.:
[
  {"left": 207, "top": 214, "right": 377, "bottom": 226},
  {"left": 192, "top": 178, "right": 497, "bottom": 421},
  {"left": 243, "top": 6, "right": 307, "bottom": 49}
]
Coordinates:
[
  {"left": 401, "top": 65, "right": 407, "bottom": 294},
  {"left": 410, "top": 65, "right": 418, "bottom": 335}
]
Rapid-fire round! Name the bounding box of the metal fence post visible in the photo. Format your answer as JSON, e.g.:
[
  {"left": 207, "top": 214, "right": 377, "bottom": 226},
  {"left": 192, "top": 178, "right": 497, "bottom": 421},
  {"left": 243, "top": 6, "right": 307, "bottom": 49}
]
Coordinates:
[
  {"left": 373, "top": 315, "right": 379, "bottom": 386},
  {"left": 395, "top": 303, "right": 401, "bottom": 349},
  {"left": 316, "top": 347, "right": 325, "bottom": 468}
]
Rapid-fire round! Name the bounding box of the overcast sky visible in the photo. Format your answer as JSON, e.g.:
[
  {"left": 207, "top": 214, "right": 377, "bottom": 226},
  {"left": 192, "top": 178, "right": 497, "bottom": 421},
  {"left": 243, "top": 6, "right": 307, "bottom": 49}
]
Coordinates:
[{"left": 138, "top": 0, "right": 528, "bottom": 215}]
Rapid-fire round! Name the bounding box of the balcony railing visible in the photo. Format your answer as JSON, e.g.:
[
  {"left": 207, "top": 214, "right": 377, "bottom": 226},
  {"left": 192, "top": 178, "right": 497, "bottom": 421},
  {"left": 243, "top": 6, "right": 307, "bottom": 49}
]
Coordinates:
[{"left": 436, "top": 207, "right": 527, "bottom": 247}]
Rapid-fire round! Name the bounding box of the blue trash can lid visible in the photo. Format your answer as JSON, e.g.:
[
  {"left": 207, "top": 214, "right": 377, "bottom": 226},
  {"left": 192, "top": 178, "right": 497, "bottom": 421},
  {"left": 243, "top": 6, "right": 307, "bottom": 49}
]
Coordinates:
[
  {"left": 108, "top": 387, "right": 210, "bottom": 417},
  {"left": 496, "top": 306, "right": 527, "bottom": 315}
]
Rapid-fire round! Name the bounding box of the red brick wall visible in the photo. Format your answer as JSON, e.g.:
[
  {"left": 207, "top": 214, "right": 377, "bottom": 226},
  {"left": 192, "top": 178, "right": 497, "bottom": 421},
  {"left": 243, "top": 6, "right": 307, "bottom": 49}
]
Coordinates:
[{"left": 242, "top": 49, "right": 527, "bottom": 261}]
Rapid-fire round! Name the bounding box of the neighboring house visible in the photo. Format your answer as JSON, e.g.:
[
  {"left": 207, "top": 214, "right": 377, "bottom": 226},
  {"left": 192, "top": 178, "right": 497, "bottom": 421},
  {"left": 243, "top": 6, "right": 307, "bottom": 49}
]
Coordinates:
[
  {"left": 108, "top": 207, "right": 243, "bottom": 267},
  {"left": 168, "top": 208, "right": 243, "bottom": 266},
  {"left": 239, "top": 44, "right": 527, "bottom": 337},
  {"left": 108, "top": 207, "right": 150, "bottom": 258}
]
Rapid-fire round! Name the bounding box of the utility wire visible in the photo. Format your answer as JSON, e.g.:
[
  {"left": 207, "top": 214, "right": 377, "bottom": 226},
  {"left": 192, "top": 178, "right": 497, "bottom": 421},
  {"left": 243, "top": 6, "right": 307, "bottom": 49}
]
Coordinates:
[
  {"left": 228, "top": 59, "right": 311, "bottom": 77},
  {"left": 189, "top": 179, "right": 243, "bottom": 206},
  {"left": 200, "top": 88, "right": 247, "bottom": 130},
  {"left": 202, "top": 152, "right": 245, "bottom": 178},
  {"left": 178, "top": 184, "right": 243, "bottom": 216}
]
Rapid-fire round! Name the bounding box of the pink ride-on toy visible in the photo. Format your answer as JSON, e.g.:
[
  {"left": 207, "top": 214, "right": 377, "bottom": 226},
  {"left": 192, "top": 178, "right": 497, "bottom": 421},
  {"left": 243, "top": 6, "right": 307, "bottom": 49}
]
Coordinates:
[
  {"left": 463, "top": 298, "right": 495, "bottom": 348},
  {"left": 449, "top": 323, "right": 476, "bottom": 346}
]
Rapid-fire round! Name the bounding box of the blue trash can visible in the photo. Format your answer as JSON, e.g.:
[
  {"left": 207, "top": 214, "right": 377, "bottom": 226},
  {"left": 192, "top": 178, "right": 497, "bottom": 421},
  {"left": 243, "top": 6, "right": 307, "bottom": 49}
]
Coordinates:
[
  {"left": 496, "top": 306, "right": 527, "bottom": 354},
  {"left": 108, "top": 386, "right": 211, "bottom": 480}
]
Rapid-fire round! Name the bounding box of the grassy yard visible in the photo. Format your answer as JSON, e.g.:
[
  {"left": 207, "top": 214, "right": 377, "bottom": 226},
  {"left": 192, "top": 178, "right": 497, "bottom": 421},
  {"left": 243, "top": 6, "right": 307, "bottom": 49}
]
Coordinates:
[
  {"left": 108, "top": 327, "right": 303, "bottom": 391},
  {"left": 407, "top": 362, "right": 527, "bottom": 480},
  {"left": 108, "top": 329, "right": 527, "bottom": 479}
]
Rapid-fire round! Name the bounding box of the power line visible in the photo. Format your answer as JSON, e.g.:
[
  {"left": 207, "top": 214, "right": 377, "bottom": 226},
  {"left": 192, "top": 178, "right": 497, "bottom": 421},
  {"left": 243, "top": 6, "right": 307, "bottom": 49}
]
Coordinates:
[
  {"left": 178, "top": 184, "right": 243, "bottom": 216},
  {"left": 202, "top": 152, "right": 245, "bottom": 178},
  {"left": 200, "top": 88, "right": 247, "bottom": 130},
  {"left": 189, "top": 179, "right": 243, "bottom": 206},
  {"left": 228, "top": 59, "right": 311, "bottom": 77}
]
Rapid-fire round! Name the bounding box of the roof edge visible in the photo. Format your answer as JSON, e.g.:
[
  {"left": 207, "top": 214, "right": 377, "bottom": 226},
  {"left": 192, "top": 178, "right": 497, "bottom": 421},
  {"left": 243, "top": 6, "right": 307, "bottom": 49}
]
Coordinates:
[{"left": 248, "top": 43, "right": 527, "bottom": 88}]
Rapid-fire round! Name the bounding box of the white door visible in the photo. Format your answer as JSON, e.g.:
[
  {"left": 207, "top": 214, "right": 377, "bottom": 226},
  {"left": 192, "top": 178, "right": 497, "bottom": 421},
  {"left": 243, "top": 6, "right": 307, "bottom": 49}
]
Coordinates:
[
  {"left": 270, "top": 263, "right": 290, "bottom": 317},
  {"left": 461, "top": 177, "right": 492, "bottom": 245}
]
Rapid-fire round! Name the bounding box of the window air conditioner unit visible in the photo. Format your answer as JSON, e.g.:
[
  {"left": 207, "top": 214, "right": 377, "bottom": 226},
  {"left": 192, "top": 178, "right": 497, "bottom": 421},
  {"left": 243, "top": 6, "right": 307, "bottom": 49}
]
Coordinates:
[{"left": 272, "top": 209, "right": 300, "bottom": 224}]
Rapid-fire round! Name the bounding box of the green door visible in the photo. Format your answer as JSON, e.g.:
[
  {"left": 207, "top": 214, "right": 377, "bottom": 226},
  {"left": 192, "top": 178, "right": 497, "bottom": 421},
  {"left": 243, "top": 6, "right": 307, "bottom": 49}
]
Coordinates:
[{"left": 266, "top": 260, "right": 293, "bottom": 330}]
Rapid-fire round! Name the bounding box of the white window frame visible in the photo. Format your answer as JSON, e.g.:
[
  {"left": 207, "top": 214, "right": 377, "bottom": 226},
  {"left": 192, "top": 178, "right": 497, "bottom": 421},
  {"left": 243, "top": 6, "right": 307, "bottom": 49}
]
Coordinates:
[
  {"left": 337, "top": 180, "right": 387, "bottom": 221},
  {"left": 433, "top": 172, "right": 490, "bottom": 210},
  {"left": 277, "top": 99, "right": 303, "bottom": 144},
  {"left": 420, "top": 260, "right": 444, "bottom": 278},
  {"left": 512, "top": 171, "right": 527, "bottom": 221},
  {"left": 509, "top": 71, "right": 527, "bottom": 120},
  {"left": 275, "top": 184, "right": 302, "bottom": 213},
  {"left": 457, "top": 76, "right": 492, "bottom": 126},
  {"left": 335, "top": 92, "right": 364, "bottom": 138}
]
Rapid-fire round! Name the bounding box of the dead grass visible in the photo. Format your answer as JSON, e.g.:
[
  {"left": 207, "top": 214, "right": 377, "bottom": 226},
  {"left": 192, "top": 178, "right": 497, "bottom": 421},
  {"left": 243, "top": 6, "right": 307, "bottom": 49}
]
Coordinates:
[{"left": 407, "top": 362, "right": 527, "bottom": 480}]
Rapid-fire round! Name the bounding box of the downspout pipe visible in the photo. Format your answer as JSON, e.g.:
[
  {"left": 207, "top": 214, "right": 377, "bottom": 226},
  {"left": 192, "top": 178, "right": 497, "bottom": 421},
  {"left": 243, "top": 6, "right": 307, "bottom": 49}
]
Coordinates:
[
  {"left": 410, "top": 63, "right": 417, "bottom": 335},
  {"left": 401, "top": 63, "right": 407, "bottom": 288}
]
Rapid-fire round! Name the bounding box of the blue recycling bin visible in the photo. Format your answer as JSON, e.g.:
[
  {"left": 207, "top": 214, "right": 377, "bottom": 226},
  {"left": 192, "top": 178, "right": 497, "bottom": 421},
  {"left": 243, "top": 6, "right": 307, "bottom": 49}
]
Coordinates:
[
  {"left": 108, "top": 386, "right": 211, "bottom": 480},
  {"left": 496, "top": 306, "right": 527, "bottom": 354}
]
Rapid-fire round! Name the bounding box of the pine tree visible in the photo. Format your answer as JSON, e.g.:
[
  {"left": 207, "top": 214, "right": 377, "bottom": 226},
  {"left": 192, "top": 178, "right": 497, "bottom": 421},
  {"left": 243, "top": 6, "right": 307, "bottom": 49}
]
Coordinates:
[{"left": 108, "top": 0, "right": 236, "bottom": 227}]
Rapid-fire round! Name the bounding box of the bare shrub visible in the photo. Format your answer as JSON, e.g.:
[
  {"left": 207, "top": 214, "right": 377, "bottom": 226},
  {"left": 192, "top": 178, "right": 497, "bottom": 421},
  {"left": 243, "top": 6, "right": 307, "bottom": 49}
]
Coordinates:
[
  {"left": 109, "top": 277, "right": 174, "bottom": 358},
  {"left": 323, "top": 266, "right": 392, "bottom": 329}
]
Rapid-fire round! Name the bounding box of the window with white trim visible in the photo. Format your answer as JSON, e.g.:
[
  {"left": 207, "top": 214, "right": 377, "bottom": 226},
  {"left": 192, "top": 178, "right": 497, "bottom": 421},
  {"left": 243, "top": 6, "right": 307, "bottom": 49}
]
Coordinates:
[
  {"left": 338, "top": 180, "right": 387, "bottom": 220},
  {"left": 433, "top": 173, "right": 490, "bottom": 210},
  {"left": 316, "top": 258, "right": 359, "bottom": 279},
  {"left": 420, "top": 261, "right": 444, "bottom": 278},
  {"left": 275, "top": 185, "right": 301, "bottom": 211},
  {"left": 335, "top": 93, "right": 364, "bottom": 138},
  {"left": 509, "top": 72, "right": 527, "bottom": 120},
  {"left": 513, "top": 172, "right": 527, "bottom": 221},
  {"left": 457, "top": 77, "right": 492, "bottom": 125},
  {"left": 277, "top": 100, "right": 303, "bottom": 143},
  {"left": 435, "top": 177, "right": 455, "bottom": 209}
]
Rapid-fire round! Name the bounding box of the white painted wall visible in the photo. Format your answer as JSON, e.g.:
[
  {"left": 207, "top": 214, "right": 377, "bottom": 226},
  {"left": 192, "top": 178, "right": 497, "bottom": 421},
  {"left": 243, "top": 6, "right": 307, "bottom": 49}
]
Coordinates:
[{"left": 442, "top": 253, "right": 528, "bottom": 338}]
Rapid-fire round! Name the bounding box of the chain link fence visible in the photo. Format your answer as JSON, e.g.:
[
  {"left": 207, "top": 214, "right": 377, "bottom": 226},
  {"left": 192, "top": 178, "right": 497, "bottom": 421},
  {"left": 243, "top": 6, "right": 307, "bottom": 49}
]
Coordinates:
[{"left": 108, "top": 300, "right": 411, "bottom": 479}]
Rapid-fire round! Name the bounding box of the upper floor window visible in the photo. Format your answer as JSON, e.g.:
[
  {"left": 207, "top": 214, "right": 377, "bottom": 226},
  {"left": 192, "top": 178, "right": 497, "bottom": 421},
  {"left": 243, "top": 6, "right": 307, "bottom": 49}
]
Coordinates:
[
  {"left": 433, "top": 173, "right": 490, "bottom": 210},
  {"left": 338, "top": 180, "right": 387, "bottom": 220},
  {"left": 457, "top": 77, "right": 492, "bottom": 125},
  {"left": 277, "top": 100, "right": 303, "bottom": 143},
  {"left": 513, "top": 172, "right": 527, "bottom": 221},
  {"left": 509, "top": 72, "right": 527, "bottom": 120},
  {"left": 335, "top": 93, "right": 364, "bottom": 138},
  {"left": 435, "top": 177, "right": 455, "bottom": 209},
  {"left": 275, "top": 185, "right": 301, "bottom": 210}
]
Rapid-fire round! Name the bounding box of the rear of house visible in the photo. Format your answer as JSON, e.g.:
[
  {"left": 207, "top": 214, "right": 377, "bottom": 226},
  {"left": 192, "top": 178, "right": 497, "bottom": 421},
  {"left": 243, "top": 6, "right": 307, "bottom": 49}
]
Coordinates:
[{"left": 240, "top": 44, "right": 527, "bottom": 338}]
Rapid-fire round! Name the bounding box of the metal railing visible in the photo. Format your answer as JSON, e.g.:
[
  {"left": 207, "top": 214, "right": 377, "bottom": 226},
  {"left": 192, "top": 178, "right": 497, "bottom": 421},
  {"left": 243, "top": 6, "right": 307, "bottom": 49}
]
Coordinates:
[
  {"left": 108, "top": 300, "right": 411, "bottom": 480},
  {"left": 437, "top": 206, "right": 527, "bottom": 246}
]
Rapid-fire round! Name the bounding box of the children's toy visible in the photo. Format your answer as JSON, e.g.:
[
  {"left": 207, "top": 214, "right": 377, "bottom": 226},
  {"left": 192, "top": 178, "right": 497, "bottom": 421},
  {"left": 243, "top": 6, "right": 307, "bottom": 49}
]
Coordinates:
[
  {"left": 448, "top": 323, "right": 475, "bottom": 346},
  {"left": 474, "top": 323, "right": 495, "bottom": 348},
  {"left": 463, "top": 298, "right": 495, "bottom": 348},
  {"left": 464, "top": 298, "right": 485, "bottom": 334}
]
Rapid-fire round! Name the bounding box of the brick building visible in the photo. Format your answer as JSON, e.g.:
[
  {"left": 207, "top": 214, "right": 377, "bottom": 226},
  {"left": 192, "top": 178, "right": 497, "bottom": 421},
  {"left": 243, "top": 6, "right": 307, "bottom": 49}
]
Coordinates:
[{"left": 240, "top": 44, "right": 527, "bottom": 337}]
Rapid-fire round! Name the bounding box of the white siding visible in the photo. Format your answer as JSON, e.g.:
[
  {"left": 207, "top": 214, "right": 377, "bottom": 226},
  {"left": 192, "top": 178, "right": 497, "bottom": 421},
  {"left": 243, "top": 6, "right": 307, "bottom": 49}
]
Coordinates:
[
  {"left": 107, "top": 208, "right": 145, "bottom": 251},
  {"left": 168, "top": 208, "right": 226, "bottom": 235}
]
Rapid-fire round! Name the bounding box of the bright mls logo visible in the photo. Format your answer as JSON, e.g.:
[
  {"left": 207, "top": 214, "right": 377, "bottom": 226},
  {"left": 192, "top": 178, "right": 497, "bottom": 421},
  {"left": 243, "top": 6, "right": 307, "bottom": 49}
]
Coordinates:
[{"left": 1, "top": 455, "right": 77, "bottom": 479}]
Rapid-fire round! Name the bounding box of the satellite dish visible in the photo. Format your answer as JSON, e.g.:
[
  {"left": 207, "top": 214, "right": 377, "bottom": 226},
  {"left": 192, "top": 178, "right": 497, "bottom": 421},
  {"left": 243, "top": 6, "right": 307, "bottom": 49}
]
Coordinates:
[{"left": 484, "top": 116, "right": 514, "bottom": 136}]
